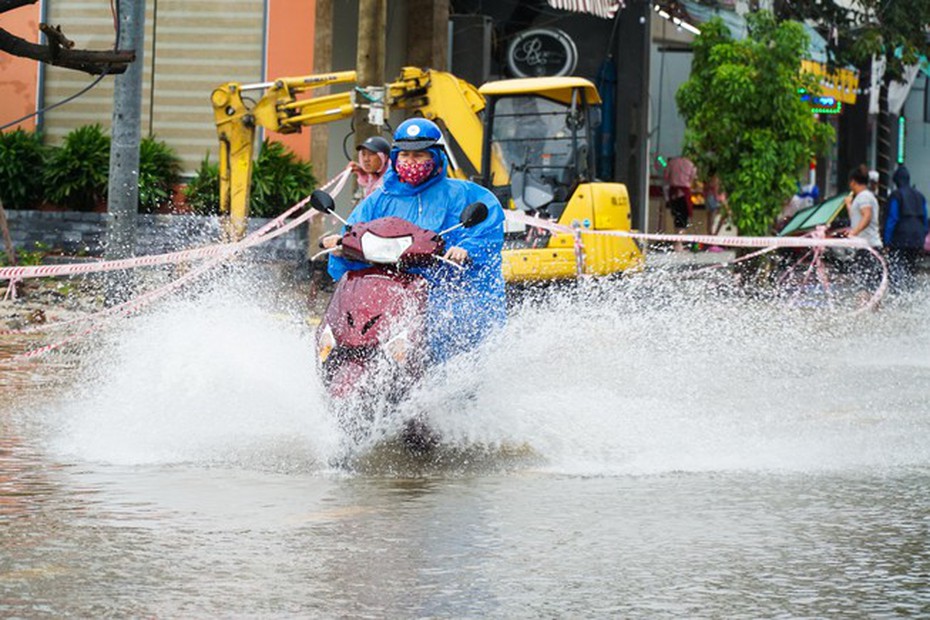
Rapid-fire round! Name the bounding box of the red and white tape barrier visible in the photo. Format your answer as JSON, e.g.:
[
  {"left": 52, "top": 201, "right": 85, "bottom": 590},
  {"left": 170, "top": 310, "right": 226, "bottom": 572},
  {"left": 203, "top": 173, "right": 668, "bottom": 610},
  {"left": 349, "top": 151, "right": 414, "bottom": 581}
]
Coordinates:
[
  {"left": 0, "top": 168, "right": 352, "bottom": 360},
  {"left": 3, "top": 183, "right": 889, "bottom": 363},
  {"left": 504, "top": 209, "right": 888, "bottom": 313},
  {"left": 0, "top": 167, "right": 352, "bottom": 283},
  {"left": 503, "top": 209, "right": 873, "bottom": 250}
]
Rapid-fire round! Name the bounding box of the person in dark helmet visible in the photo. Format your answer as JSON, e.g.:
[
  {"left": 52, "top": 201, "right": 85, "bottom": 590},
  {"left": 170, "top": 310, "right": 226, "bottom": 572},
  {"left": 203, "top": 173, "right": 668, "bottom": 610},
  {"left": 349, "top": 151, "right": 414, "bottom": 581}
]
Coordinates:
[
  {"left": 350, "top": 135, "right": 391, "bottom": 199},
  {"left": 323, "top": 118, "right": 505, "bottom": 363},
  {"left": 883, "top": 165, "right": 929, "bottom": 290}
]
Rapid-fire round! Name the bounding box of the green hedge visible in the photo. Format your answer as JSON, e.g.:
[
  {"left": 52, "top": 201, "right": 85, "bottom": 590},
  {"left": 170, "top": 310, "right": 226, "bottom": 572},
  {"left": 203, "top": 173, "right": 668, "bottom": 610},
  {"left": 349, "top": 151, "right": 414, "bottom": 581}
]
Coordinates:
[
  {"left": 1, "top": 125, "right": 183, "bottom": 213},
  {"left": 0, "top": 129, "right": 49, "bottom": 209}
]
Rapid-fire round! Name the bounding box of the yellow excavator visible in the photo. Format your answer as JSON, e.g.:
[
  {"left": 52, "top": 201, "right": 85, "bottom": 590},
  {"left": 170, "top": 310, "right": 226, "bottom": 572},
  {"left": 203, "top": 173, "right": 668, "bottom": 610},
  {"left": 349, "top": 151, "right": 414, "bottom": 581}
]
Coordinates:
[{"left": 210, "top": 66, "right": 643, "bottom": 281}]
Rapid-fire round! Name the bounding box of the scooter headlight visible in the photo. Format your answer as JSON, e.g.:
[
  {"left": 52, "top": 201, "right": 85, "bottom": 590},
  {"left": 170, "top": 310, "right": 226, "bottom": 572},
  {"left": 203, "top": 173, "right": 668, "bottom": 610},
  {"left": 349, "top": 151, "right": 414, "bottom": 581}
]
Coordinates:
[
  {"left": 360, "top": 232, "right": 413, "bottom": 264},
  {"left": 384, "top": 332, "right": 410, "bottom": 365},
  {"left": 318, "top": 324, "right": 336, "bottom": 363}
]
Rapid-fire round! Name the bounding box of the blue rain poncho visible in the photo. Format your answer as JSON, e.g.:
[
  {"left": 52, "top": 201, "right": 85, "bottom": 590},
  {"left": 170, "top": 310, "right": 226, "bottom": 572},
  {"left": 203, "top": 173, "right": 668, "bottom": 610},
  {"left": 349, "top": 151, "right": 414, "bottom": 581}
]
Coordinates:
[{"left": 328, "top": 152, "right": 506, "bottom": 363}]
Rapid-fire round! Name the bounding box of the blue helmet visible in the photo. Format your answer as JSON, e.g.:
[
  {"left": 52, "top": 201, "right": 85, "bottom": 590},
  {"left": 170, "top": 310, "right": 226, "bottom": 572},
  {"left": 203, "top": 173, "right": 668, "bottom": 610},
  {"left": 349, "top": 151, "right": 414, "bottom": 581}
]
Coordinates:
[
  {"left": 390, "top": 118, "right": 447, "bottom": 175},
  {"left": 392, "top": 118, "right": 443, "bottom": 152}
]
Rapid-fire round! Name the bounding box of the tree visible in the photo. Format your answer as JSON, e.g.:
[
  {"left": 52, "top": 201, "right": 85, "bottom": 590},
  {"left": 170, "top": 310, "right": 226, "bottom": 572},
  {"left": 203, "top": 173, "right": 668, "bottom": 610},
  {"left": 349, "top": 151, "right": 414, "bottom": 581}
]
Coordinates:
[
  {"left": 775, "top": 0, "right": 930, "bottom": 200},
  {"left": 676, "top": 11, "right": 834, "bottom": 236},
  {"left": 0, "top": 0, "right": 133, "bottom": 75}
]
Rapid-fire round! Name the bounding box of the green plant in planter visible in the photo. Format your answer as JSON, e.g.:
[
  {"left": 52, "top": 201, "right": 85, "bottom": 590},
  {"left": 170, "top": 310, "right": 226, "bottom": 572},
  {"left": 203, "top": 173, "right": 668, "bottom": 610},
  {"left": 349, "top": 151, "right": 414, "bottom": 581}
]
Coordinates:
[
  {"left": 183, "top": 141, "right": 317, "bottom": 218},
  {"left": 0, "top": 129, "right": 49, "bottom": 209},
  {"left": 139, "top": 135, "right": 182, "bottom": 213},
  {"left": 250, "top": 140, "right": 317, "bottom": 217},
  {"left": 184, "top": 153, "right": 221, "bottom": 215},
  {"left": 43, "top": 124, "right": 111, "bottom": 211}
]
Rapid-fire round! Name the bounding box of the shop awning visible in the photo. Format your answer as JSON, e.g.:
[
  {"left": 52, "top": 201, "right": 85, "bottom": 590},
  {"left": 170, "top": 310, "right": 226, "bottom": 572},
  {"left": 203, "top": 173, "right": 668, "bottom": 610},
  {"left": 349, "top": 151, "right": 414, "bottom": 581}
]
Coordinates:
[
  {"left": 868, "top": 55, "right": 930, "bottom": 115},
  {"left": 545, "top": 0, "right": 623, "bottom": 19}
]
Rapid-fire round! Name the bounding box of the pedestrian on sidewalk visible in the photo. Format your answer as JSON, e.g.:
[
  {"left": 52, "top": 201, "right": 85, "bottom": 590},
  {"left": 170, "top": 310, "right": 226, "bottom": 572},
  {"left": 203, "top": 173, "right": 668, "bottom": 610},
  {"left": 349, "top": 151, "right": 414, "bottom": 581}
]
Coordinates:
[
  {"left": 663, "top": 155, "right": 697, "bottom": 251},
  {"left": 883, "top": 165, "right": 928, "bottom": 290},
  {"left": 841, "top": 165, "right": 883, "bottom": 293},
  {"left": 703, "top": 172, "right": 731, "bottom": 251}
]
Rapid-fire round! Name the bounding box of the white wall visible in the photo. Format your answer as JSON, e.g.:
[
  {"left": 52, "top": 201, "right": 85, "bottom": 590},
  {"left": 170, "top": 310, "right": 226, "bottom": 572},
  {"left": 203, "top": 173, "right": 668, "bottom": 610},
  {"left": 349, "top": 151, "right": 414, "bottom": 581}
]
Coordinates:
[
  {"left": 902, "top": 75, "right": 930, "bottom": 199},
  {"left": 648, "top": 43, "right": 692, "bottom": 164}
]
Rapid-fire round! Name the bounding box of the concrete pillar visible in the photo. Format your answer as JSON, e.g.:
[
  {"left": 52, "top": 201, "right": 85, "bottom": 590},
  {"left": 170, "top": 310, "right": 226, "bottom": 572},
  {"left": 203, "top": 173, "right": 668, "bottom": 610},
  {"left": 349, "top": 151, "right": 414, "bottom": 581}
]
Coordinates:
[
  {"left": 614, "top": 0, "right": 652, "bottom": 231},
  {"left": 106, "top": 0, "right": 146, "bottom": 302},
  {"left": 354, "top": 0, "right": 387, "bottom": 146},
  {"left": 406, "top": 0, "right": 449, "bottom": 70},
  {"left": 308, "top": 0, "right": 333, "bottom": 261}
]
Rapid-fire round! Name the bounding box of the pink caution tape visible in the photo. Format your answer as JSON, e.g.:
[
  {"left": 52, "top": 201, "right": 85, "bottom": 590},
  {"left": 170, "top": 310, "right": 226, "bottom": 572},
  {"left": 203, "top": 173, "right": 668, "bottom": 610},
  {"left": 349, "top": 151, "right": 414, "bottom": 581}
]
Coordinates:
[
  {"left": 0, "top": 168, "right": 353, "bottom": 361},
  {"left": 0, "top": 167, "right": 352, "bottom": 283},
  {"left": 504, "top": 209, "right": 888, "bottom": 314},
  {"left": 503, "top": 209, "right": 872, "bottom": 250}
]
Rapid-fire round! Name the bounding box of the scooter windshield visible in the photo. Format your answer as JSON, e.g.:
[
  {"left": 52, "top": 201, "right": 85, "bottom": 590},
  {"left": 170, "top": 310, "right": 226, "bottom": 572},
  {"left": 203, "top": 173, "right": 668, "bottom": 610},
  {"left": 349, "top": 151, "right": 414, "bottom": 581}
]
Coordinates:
[{"left": 360, "top": 232, "right": 414, "bottom": 264}]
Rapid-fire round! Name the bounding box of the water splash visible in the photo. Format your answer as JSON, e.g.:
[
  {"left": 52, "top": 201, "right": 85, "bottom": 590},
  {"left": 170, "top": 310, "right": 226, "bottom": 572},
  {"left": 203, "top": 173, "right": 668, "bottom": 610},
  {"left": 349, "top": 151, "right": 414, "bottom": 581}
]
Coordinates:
[
  {"left": 50, "top": 271, "right": 341, "bottom": 471},
  {"left": 411, "top": 275, "right": 930, "bottom": 475},
  {"left": 43, "top": 266, "right": 930, "bottom": 476}
]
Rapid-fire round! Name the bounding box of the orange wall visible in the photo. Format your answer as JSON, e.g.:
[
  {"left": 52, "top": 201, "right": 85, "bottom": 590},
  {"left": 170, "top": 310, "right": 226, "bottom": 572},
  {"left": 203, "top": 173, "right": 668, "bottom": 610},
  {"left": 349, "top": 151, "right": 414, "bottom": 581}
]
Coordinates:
[
  {"left": 0, "top": 3, "right": 40, "bottom": 131},
  {"left": 264, "top": 0, "right": 316, "bottom": 160}
]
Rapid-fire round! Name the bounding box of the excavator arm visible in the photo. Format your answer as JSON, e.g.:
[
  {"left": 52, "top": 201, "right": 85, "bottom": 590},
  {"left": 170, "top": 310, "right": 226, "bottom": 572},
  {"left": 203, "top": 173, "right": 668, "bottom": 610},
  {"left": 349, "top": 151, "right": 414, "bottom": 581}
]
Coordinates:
[{"left": 211, "top": 67, "right": 495, "bottom": 239}]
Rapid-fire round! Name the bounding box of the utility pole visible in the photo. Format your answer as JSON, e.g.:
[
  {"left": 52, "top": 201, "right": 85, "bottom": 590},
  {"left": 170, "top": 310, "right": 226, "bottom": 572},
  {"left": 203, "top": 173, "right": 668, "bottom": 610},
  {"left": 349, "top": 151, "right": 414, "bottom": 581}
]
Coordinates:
[
  {"left": 615, "top": 0, "right": 652, "bottom": 231},
  {"left": 307, "top": 0, "right": 333, "bottom": 268},
  {"left": 105, "top": 0, "right": 146, "bottom": 302},
  {"left": 354, "top": 0, "right": 387, "bottom": 147}
]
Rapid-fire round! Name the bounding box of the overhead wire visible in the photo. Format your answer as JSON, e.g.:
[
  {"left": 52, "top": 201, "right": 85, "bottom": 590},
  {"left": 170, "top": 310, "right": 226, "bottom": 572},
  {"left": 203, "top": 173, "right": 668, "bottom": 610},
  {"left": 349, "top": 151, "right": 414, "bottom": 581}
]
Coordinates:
[{"left": 0, "top": 0, "right": 121, "bottom": 132}]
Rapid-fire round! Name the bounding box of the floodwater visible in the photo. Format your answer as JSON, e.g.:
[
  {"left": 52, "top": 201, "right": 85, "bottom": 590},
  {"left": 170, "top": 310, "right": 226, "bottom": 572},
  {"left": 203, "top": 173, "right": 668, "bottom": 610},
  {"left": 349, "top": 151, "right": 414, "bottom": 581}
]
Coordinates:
[{"left": 2, "top": 269, "right": 929, "bottom": 618}]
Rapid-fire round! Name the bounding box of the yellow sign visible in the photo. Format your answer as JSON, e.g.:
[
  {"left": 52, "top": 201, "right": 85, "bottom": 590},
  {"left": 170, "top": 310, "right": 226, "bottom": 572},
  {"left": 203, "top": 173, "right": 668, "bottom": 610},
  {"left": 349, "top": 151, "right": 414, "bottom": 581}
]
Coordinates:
[{"left": 801, "top": 60, "right": 859, "bottom": 105}]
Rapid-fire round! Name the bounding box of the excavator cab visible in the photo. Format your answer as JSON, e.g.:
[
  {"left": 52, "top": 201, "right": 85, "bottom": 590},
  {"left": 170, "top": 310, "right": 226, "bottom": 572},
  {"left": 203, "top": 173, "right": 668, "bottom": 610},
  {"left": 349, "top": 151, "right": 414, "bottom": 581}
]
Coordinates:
[
  {"left": 480, "top": 78, "right": 596, "bottom": 222},
  {"left": 478, "top": 78, "right": 642, "bottom": 279}
]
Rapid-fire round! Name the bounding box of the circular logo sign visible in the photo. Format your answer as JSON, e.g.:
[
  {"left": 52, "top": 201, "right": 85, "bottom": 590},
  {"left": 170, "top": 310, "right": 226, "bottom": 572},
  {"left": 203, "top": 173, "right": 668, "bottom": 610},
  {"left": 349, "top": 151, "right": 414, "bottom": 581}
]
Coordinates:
[{"left": 506, "top": 28, "right": 578, "bottom": 78}]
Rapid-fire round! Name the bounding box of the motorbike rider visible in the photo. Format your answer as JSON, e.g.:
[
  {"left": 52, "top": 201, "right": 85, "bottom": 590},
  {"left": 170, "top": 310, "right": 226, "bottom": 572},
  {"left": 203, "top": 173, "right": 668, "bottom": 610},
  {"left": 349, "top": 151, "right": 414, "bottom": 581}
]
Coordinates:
[{"left": 323, "top": 118, "right": 506, "bottom": 363}]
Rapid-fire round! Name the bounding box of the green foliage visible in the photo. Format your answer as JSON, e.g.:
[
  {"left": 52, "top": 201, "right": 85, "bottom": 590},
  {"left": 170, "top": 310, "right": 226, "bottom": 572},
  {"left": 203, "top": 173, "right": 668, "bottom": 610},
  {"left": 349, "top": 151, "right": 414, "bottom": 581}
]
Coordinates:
[
  {"left": 778, "top": 0, "right": 930, "bottom": 82},
  {"left": 250, "top": 140, "right": 317, "bottom": 218},
  {"left": 0, "top": 244, "right": 45, "bottom": 267},
  {"left": 183, "top": 141, "right": 317, "bottom": 218},
  {"left": 676, "top": 12, "right": 834, "bottom": 236},
  {"left": 43, "top": 124, "right": 111, "bottom": 211},
  {"left": 183, "top": 154, "right": 221, "bottom": 215},
  {"left": 0, "top": 129, "right": 49, "bottom": 209},
  {"left": 138, "top": 135, "right": 182, "bottom": 213}
]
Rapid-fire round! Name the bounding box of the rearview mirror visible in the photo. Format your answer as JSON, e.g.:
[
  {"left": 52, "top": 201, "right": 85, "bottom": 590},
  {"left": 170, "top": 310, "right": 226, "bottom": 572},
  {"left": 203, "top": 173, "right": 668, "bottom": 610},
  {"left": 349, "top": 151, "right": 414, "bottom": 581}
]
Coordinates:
[
  {"left": 460, "top": 202, "right": 489, "bottom": 228},
  {"left": 309, "top": 190, "right": 335, "bottom": 214}
]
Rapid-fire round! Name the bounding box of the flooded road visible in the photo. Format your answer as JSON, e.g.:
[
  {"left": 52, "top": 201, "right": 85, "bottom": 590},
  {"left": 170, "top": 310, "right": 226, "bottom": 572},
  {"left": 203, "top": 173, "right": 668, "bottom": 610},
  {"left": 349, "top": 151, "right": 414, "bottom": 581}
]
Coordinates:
[{"left": 2, "top": 273, "right": 929, "bottom": 617}]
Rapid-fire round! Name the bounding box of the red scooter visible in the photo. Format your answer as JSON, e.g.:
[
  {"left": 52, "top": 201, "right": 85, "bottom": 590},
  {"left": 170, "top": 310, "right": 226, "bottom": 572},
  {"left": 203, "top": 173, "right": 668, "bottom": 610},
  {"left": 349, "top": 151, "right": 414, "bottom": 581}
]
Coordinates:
[{"left": 309, "top": 190, "right": 488, "bottom": 452}]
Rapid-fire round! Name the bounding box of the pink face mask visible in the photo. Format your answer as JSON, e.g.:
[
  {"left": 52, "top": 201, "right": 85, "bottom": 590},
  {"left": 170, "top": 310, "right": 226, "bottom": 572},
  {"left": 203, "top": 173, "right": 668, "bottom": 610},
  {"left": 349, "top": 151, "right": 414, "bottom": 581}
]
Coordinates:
[{"left": 395, "top": 159, "right": 435, "bottom": 186}]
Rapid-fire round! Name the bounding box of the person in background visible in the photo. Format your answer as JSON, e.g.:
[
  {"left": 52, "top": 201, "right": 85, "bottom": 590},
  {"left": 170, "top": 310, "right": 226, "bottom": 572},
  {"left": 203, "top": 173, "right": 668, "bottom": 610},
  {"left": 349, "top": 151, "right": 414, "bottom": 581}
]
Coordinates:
[
  {"left": 775, "top": 182, "right": 818, "bottom": 233},
  {"left": 868, "top": 169, "right": 880, "bottom": 195},
  {"left": 841, "top": 165, "right": 883, "bottom": 292},
  {"left": 663, "top": 155, "right": 697, "bottom": 251},
  {"left": 703, "top": 172, "right": 731, "bottom": 251},
  {"left": 883, "top": 165, "right": 929, "bottom": 290},
  {"left": 350, "top": 135, "right": 391, "bottom": 201}
]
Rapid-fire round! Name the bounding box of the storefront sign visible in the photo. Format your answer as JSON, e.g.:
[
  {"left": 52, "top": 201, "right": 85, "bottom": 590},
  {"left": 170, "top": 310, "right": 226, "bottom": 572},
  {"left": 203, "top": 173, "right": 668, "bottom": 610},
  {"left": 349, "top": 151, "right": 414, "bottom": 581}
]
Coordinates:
[{"left": 506, "top": 28, "right": 578, "bottom": 78}]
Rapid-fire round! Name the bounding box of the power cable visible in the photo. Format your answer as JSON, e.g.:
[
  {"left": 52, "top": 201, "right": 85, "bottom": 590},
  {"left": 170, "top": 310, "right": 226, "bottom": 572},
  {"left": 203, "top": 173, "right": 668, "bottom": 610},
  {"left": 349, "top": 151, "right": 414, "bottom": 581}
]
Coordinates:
[{"left": 0, "top": 0, "right": 121, "bottom": 132}]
